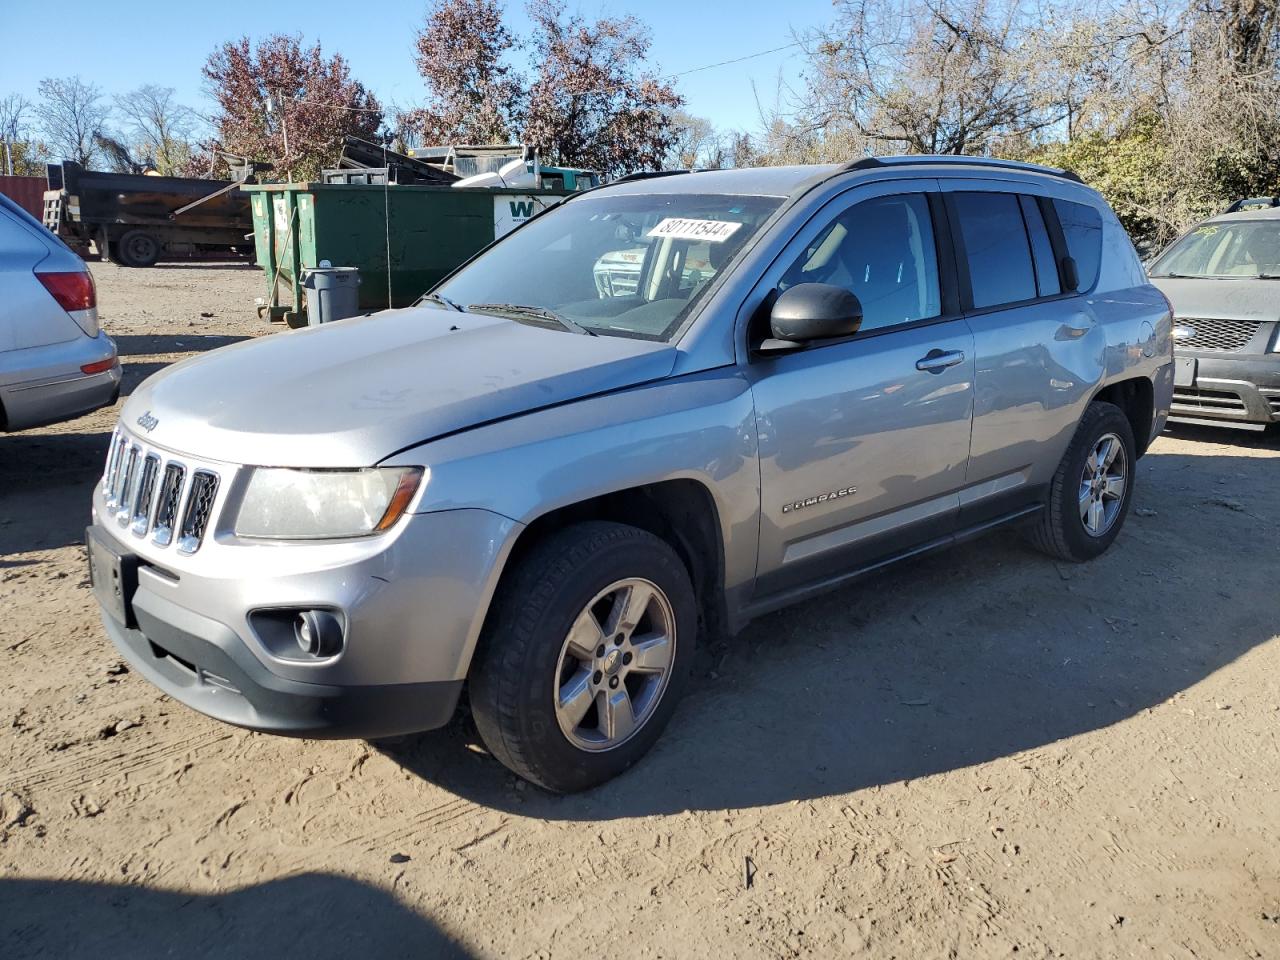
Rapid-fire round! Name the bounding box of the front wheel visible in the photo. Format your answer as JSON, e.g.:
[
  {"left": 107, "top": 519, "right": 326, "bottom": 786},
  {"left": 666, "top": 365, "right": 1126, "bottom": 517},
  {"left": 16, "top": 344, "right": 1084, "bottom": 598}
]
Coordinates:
[
  {"left": 1030, "top": 400, "right": 1136, "bottom": 562},
  {"left": 470, "top": 522, "right": 696, "bottom": 793}
]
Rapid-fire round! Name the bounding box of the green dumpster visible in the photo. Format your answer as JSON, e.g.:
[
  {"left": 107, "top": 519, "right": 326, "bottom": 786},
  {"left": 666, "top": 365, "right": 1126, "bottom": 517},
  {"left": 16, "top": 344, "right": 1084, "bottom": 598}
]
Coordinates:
[{"left": 243, "top": 182, "right": 572, "bottom": 326}]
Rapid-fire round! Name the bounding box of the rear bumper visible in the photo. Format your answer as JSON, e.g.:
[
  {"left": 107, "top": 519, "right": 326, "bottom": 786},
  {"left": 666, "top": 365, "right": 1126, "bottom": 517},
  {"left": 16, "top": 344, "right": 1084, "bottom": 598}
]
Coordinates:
[
  {"left": 1170, "top": 353, "right": 1280, "bottom": 428},
  {"left": 0, "top": 332, "right": 120, "bottom": 430}
]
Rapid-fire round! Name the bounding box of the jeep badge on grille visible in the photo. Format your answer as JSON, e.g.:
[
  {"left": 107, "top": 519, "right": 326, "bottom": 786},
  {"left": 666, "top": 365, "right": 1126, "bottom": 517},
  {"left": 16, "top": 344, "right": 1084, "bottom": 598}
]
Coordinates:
[{"left": 136, "top": 411, "right": 159, "bottom": 433}]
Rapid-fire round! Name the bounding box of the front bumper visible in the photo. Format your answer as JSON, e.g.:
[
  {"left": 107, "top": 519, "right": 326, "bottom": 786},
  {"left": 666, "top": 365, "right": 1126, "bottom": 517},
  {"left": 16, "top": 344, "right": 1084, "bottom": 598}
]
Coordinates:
[
  {"left": 88, "top": 501, "right": 520, "bottom": 739},
  {"left": 1170, "top": 352, "right": 1280, "bottom": 428},
  {"left": 102, "top": 589, "right": 463, "bottom": 738}
]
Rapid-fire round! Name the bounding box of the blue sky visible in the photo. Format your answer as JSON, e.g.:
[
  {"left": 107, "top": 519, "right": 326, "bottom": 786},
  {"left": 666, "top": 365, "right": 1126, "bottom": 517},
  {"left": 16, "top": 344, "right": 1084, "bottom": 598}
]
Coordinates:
[{"left": 0, "top": 0, "right": 836, "bottom": 135}]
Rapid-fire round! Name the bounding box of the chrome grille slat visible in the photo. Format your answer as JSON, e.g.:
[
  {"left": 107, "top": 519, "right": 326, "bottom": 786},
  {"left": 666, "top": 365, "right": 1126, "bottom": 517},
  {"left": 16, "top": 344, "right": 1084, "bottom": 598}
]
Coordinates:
[
  {"left": 131, "top": 455, "right": 161, "bottom": 536},
  {"left": 178, "top": 472, "right": 219, "bottom": 554},
  {"left": 105, "top": 435, "right": 129, "bottom": 507},
  {"left": 102, "top": 430, "right": 124, "bottom": 497},
  {"left": 153, "top": 463, "right": 186, "bottom": 547},
  {"left": 1173, "top": 317, "right": 1261, "bottom": 352},
  {"left": 98, "top": 428, "right": 221, "bottom": 553},
  {"left": 115, "top": 446, "right": 140, "bottom": 524}
]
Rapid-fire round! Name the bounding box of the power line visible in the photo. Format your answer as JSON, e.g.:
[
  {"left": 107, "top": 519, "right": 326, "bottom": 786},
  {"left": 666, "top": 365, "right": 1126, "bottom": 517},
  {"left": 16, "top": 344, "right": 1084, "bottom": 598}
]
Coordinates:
[{"left": 265, "top": 39, "right": 807, "bottom": 116}]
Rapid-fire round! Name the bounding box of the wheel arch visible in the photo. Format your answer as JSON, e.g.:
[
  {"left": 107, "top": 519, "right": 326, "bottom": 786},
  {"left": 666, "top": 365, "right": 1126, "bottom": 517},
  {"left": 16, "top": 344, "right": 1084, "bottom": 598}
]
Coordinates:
[
  {"left": 1091, "top": 375, "right": 1155, "bottom": 456},
  {"left": 488, "top": 479, "right": 730, "bottom": 651}
]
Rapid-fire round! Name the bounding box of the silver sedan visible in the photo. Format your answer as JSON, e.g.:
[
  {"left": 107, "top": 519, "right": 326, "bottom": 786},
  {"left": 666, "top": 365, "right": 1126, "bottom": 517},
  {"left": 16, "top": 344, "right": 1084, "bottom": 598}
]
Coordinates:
[{"left": 0, "top": 192, "right": 120, "bottom": 431}]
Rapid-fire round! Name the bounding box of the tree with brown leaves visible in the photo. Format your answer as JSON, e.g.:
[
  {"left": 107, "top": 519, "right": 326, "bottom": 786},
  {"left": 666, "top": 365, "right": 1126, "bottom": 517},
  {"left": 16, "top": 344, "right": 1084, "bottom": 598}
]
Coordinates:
[
  {"left": 404, "top": 0, "right": 683, "bottom": 178},
  {"left": 400, "top": 0, "right": 521, "bottom": 145},
  {"left": 204, "top": 34, "right": 382, "bottom": 181},
  {"left": 522, "top": 2, "right": 683, "bottom": 178}
]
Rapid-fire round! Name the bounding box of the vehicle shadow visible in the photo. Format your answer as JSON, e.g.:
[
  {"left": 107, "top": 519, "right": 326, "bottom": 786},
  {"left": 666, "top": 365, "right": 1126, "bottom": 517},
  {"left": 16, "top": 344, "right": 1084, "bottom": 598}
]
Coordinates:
[
  {"left": 147, "top": 260, "right": 255, "bottom": 271},
  {"left": 112, "top": 334, "right": 252, "bottom": 357},
  {"left": 1165, "top": 421, "right": 1280, "bottom": 449},
  {"left": 121, "top": 360, "right": 172, "bottom": 397},
  {"left": 0, "top": 430, "right": 111, "bottom": 552},
  {"left": 0, "top": 873, "right": 472, "bottom": 960},
  {"left": 382, "top": 448, "right": 1280, "bottom": 818}
]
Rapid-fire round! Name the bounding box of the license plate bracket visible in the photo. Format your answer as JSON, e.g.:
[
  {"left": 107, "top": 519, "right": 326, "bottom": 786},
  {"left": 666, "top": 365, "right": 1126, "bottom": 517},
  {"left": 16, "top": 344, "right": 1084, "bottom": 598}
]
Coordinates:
[
  {"left": 87, "top": 526, "right": 138, "bottom": 628},
  {"left": 1174, "top": 356, "right": 1197, "bottom": 387}
]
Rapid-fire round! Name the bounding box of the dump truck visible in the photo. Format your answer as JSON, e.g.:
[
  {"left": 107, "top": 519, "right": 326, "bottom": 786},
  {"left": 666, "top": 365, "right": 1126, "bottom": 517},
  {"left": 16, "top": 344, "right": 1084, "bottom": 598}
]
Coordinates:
[{"left": 42, "top": 161, "right": 258, "bottom": 267}]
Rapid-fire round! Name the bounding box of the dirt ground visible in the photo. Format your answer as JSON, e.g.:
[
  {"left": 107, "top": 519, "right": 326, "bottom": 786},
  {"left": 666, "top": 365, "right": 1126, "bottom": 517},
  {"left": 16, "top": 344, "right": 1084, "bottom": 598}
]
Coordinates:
[{"left": 2, "top": 261, "right": 1279, "bottom": 959}]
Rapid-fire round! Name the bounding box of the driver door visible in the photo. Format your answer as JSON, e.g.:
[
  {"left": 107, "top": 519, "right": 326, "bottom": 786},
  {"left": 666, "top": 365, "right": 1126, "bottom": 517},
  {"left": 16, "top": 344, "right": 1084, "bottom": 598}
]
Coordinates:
[{"left": 746, "top": 181, "right": 976, "bottom": 601}]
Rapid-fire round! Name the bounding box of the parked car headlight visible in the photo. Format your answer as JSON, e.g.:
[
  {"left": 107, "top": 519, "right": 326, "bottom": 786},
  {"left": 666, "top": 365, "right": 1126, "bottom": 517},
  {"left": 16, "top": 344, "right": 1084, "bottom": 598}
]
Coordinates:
[{"left": 235, "top": 467, "right": 424, "bottom": 540}]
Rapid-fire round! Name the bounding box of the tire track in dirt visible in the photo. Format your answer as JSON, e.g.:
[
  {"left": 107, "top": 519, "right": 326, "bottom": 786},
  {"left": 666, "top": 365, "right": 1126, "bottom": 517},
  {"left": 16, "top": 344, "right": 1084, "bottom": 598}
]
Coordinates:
[{"left": 10, "top": 729, "right": 232, "bottom": 792}]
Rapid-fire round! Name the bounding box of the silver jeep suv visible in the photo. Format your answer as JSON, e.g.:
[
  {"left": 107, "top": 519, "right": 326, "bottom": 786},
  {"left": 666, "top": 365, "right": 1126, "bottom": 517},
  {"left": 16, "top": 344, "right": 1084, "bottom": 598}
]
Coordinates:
[{"left": 89, "top": 157, "right": 1173, "bottom": 792}]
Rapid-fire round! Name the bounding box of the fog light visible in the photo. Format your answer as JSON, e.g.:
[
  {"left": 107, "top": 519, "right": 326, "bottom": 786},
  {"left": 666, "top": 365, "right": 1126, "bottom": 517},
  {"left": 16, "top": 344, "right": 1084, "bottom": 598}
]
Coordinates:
[{"left": 293, "top": 610, "right": 344, "bottom": 657}]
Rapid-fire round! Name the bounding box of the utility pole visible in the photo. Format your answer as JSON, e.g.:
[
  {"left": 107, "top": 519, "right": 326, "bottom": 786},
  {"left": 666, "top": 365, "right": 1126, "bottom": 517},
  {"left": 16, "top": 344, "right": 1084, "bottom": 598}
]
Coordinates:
[{"left": 266, "top": 91, "right": 291, "bottom": 182}]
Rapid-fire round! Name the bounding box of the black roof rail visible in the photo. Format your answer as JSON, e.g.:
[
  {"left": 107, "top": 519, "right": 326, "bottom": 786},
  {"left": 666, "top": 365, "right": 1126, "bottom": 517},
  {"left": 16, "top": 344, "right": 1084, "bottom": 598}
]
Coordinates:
[
  {"left": 612, "top": 170, "right": 691, "bottom": 184},
  {"left": 844, "top": 154, "right": 1084, "bottom": 184},
  {"left": 1223, "top": 196, "right": 1280, "bottom": 213}
]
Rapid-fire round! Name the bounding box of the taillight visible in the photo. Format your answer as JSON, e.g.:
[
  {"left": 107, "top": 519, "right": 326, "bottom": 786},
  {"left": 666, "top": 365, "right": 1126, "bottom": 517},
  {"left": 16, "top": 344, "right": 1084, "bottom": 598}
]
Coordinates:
[
  {"left": 36, "top": 270, "right": 96, "bottom": 312},
  {"left": 80, "top": 357, "right": 117, "bottom": 375}
]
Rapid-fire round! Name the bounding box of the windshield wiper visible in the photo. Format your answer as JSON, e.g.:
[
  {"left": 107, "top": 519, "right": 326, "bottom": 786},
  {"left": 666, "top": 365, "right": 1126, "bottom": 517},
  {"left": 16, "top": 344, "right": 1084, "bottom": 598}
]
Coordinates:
[
  {"left": 421, "top": 292, "right": 465, "bottom": 311},
  {"left": 469, "top": 302, "right": 596, "bottom": 336},
  {"left": 1256, "top": 274, "right": 1280, "bottom": 279}
]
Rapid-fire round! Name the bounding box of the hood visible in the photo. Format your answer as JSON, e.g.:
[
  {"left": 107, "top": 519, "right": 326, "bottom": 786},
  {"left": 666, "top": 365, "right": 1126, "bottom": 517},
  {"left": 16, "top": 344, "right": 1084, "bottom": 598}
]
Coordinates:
[
  {"left": 123, "top": 306, "right": 677, "bottom": 467},
  {"left": 1149, "top": 275, "right": 1280, "bottom": 322}
]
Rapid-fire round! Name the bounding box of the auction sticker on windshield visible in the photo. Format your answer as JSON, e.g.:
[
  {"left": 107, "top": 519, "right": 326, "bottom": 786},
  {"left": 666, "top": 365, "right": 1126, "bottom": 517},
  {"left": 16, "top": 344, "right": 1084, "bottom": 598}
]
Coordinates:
[{"left": 647, "top": 218, "right": 743, "bottom": 242}]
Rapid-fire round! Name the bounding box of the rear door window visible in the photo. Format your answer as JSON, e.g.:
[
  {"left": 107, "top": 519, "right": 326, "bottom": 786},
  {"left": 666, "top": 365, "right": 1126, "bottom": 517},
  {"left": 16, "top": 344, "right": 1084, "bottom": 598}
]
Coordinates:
[
  {"left": 1053, "top": 199, "right": 1103, "bottom": 291},
  {"left": 951, "top": 192, "right": 1037, "bottom": 309}
]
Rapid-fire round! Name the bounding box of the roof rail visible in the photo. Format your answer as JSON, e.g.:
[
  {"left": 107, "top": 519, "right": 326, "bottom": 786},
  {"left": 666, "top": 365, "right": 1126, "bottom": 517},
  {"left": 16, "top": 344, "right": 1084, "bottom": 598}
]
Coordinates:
[
  {"left": 1223, "top": 196, "right": 1280, "bottom": 213},
  {"left": 613, "top": 170, "right": 691, "bottom": 184},
  {"left": 845, "top": 155, "right": 1084, "bottom": 184}
]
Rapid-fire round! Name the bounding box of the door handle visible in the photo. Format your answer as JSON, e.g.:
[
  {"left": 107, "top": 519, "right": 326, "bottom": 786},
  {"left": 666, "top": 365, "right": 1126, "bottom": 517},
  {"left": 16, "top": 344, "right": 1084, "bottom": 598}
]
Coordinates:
[{"left": 916, "top": 349, "right": 965, "bottom": 373}]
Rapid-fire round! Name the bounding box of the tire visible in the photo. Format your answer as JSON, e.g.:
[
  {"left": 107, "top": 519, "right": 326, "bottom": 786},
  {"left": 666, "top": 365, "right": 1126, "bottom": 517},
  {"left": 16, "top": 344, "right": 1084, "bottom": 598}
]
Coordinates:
[
  {"left": 116, "top": 230, "right": 161, "bottom": 268},
  {"left": 1030, "top": 400, "right": 1136, "bottom": 562},
  {"left": 470, "top": 521, "right": 697, "bottom": 793}
]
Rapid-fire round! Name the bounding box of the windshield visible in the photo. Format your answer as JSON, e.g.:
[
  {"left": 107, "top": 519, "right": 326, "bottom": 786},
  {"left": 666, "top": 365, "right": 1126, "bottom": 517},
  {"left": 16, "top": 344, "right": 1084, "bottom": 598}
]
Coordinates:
[
  {"left": 432, "top": 192, "right": 783, "bottom": 340},
  {"left": 1150, "top": 219, "right": 1280, "bottom": 278}
]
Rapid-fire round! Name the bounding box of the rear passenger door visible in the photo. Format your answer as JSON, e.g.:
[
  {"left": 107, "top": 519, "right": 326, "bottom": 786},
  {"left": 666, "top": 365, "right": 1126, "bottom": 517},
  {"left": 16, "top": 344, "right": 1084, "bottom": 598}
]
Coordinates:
[{"left": 942, "top": 184, "right": 1107, "bottom": 526}]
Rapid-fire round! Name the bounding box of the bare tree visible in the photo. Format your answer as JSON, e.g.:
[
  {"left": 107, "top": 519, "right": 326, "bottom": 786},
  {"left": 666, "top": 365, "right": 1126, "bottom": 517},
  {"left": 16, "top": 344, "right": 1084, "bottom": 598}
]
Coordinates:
[
  {"left": 36, "top": 76, "right": 110, "bottom": 166},
  {"left": 667, "top": 111, "right": 728, "bottom": 169},
  {"left": 0, "top": 93, "right": 35, "bottom": 175},
  {"left": 115, "top": 84, "right": 196, "bottom": 175},
  {"left": 800, "top": 0, "right": 1066, "bottom": 155}
]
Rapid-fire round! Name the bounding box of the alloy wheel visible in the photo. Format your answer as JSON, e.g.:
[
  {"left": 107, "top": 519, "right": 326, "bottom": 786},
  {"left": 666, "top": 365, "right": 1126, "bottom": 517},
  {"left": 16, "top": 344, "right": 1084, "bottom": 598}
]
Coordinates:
[
  {"left": 1079, "top": 432, "right": 1127, "bottom": 537},
  {"left": 553, "top": 577, "right": 677, "bottom": 752}
]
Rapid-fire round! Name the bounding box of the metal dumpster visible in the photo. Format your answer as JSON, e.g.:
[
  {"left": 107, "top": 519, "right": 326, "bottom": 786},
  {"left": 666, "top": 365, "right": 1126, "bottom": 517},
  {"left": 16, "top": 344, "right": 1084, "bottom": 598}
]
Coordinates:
[{"left": 243, "top": 182, "right": 571, "bottom": 326}]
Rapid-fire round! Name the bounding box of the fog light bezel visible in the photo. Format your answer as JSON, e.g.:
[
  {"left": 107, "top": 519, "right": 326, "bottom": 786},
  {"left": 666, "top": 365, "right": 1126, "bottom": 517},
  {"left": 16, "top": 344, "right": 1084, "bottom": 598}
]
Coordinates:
[{"left": 248, "top": 606, "right": 347, "bottom": 662}]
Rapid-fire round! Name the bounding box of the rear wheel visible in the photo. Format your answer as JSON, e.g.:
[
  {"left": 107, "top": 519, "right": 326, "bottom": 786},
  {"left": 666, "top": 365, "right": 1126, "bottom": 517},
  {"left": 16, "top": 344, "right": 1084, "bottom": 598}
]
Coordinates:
[
  {"left": 1030, "top": 400, "right": 1136, "bottom": 562},
  {"left": 117, "top": 230, "right": 160, "bottom": 268},
  {"left": 470, "top": 522, "right": 696, "bottom": 793}
]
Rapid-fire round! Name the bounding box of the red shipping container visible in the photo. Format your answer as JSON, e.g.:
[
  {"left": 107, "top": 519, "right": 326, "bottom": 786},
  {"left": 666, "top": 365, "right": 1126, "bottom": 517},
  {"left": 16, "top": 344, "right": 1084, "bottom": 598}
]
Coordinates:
[{"left": 0, "top": 174, "right": 47, "bottom": 221}]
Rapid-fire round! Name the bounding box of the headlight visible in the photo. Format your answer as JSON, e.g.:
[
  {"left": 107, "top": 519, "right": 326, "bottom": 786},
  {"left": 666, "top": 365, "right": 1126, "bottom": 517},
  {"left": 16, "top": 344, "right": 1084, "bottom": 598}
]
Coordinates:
[{"left": 235, "top": 466, "right": 425, "bottom": 540}]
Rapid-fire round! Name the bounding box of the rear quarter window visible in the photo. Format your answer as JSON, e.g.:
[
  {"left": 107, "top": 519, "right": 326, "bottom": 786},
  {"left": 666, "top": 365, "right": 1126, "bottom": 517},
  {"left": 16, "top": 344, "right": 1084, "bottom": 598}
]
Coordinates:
[{"left": 1054, "top": 200, "right": 1103, "bottom": 291}]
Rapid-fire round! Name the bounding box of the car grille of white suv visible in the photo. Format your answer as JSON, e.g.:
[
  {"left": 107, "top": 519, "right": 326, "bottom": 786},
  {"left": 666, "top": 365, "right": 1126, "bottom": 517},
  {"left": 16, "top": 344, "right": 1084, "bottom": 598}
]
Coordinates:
[
  {"left": 1174, "top": 317, "right": 1261, "bottom": 352},
  {"left": 101, "top": 429, "right": 220, "bottom": 554}
]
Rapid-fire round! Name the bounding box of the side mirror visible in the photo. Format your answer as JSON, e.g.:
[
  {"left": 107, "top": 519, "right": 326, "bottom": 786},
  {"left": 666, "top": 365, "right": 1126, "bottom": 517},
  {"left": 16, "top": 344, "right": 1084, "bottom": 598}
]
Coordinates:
[
  {"left": 761, "top": 283, "right": 863, "bottom": 353},
  {"left": 1061, "top": 255, "right": 1080, "bottom": 292}
]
